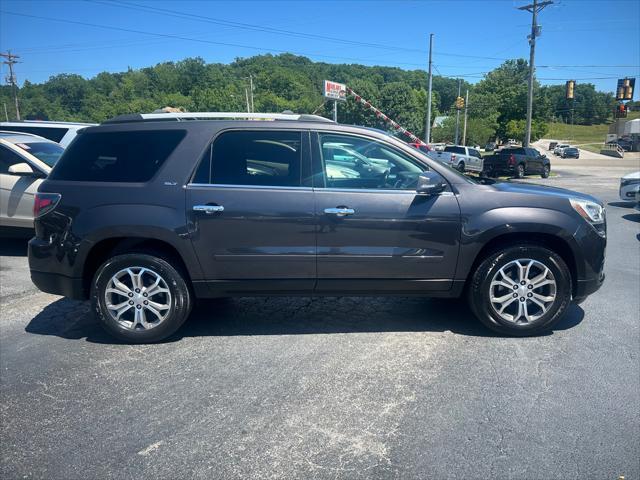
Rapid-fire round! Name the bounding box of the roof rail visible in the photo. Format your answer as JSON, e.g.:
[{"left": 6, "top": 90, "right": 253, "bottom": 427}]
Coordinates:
[{"left": 103, "top": 112, "right": 335, "bottom": 124}]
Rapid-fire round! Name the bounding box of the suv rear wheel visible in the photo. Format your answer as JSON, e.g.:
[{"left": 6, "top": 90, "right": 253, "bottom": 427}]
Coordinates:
[
  {"left": 457, "top": 161, "right": 465, "bottom": 173},
  {"left": 514, "top": 164, "right": 525, "bottom": 178},
  {"left": 92, "top": 253, "right": 192, "bottom": 343},
  {"left": 468, "top": 244, "right": 571, "bottom": 336}
]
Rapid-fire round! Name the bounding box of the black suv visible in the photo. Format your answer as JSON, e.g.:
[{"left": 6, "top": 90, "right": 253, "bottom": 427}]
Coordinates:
[{"left": 29, "top": 112, "right": 606, "bottom": 342}]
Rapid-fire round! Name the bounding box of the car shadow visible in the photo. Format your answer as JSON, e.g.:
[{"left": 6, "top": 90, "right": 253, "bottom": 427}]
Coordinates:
[
  {"left": 608, "top": 201, "right": 636, "bottom": 208},
  {"left": 0, "top": 237, "right": 29, "bottom": 256},
  {"left": 622, "top": 213, "right": 640, "bottom": 223},
  {"left": 24, "top": 296, "right": 585, "bottom": 344}
]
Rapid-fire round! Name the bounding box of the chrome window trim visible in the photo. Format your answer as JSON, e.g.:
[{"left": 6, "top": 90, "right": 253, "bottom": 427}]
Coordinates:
[
  {"left": 187, "top": 183, "right": 313, "bottom": 191},
  {"left": 187, "top": 183, "right": 455, "bottom": 196}
]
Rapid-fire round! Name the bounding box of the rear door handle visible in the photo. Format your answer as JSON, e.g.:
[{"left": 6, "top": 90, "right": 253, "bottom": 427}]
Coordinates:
[
  {"left": 324, "top": 207, "right": 355, "bottom": 217},
  {"left": 193, "top": 204, "right": 224, "bottom": 214}
]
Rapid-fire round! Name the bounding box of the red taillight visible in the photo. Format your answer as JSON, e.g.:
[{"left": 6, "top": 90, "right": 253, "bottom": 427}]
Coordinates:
[
  {"left": 450, "top": 154, "right": 456, "bottom": 162},
  {"left": 33, "top": 193, "right": 61, "bottom": 218},
  {"left": 508, "top": 154, "right": 516, "bottom": 166}
]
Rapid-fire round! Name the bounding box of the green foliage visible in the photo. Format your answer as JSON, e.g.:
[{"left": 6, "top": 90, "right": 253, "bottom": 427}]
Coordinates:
[
  {"left": 0, "top": 54, "right": 613, "bottom": 146},
  {"left": 505, "top": 119, "right": 549, "bottom": 142}
]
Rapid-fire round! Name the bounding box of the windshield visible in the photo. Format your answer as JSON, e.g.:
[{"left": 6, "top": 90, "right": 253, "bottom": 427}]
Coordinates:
[{"left": 15, "top": 142, "right": 64, "bottom": 167}]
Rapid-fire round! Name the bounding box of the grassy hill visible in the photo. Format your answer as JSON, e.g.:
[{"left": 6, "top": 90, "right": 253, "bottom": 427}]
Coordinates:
[{"left": 546, "top": 111, "right": 639, "bottom": 152}]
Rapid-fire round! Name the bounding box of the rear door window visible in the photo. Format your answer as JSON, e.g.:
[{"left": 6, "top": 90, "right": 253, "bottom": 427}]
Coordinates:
[
  {"left": 0, "top": 126, "right": 68, "bottom": 143},
  {"left": 49, "top": 130, "right": 186, "bottom": 182},
  {"left": 194, "top": 130, "right": 302, "bottom": 187}
]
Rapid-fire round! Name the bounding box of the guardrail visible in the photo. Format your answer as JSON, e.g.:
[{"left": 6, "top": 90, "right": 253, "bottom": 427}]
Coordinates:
[{"left": 600, "top": 143, "right": 625, "bottom": 158}]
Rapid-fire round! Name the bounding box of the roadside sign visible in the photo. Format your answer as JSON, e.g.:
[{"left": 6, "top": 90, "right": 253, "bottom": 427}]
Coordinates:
[{"left": 323, "top": 80, "right": 347, "bottom": 101}]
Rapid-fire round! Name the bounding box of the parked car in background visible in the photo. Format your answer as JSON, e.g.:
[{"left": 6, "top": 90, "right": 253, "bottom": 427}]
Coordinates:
[
  {"left": 553, "top": 143, "right": 570, "bottom": 156},
  {"left": 431, "top": 145, "right": 483, "bottom": 173},
  {"left": 561, "top": 147, "right": 580, "bottom": 159},
  {"left": 619, "top": 171, "right": 640, "bottom": 202},
  {"left": 548, "top": 141, "right": 558, "bottom": 151},
  {"left": 0, "top": 132, "right": 63, "bottom": 233},
  {"left": 28, "top": 111, "right": 606, "bottom": 342},
  {"left": 0, "top": 120, "right": 96, "bottom": 147},
  {"left": 608, "top": 138, "right": 633, "bottom": 152},
  {"left": 483, "top": 147, "right": 551, "bottom": 179},
  {"left": 484, "top": 142, "right": 497, "bottom": 152}
]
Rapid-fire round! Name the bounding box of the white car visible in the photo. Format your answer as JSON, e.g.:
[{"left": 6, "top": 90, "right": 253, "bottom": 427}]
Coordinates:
[
  {"left": 0, "top": 132, "right": 63, "bottom": 232},
  {"left": 0, "top": 120, "right": 96, "bottom": 148},
  {"left": 619, "top": 171, "right": 640, "bottom": 203},
  {"left": 553, "top": 143, "right": 570, "bottom": 156}
]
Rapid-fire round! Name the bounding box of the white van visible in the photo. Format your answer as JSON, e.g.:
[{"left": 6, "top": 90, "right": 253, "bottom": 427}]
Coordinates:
[{"left": 0, "top": 120, "right": 97, "bottom": 148}]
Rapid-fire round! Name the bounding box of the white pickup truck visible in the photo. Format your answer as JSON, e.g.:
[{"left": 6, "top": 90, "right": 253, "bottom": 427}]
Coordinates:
[{"left": 430, "top": 145, "right": 484, "bottom": 173}]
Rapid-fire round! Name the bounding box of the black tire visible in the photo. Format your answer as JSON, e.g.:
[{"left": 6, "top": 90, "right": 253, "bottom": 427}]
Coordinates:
[
  {"left": 91, "top": 253, "right": 193, "bottom": 343},
  {"left": 457, "top": 162, "right": 465, "bottom": 173},
  {"left": 467, "top": 244, "right": 572, "bottom": 336},
  {"left": 514, "top": 164, "right": 525, "bottom": 179},
  {"left": 541, "top": 164, "right": 550, "bottom": 178}
]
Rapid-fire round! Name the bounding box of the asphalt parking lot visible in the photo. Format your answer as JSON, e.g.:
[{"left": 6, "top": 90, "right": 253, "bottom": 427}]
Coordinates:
[{"left": 1, "top": 159, "right": 639, "bottom": 479}]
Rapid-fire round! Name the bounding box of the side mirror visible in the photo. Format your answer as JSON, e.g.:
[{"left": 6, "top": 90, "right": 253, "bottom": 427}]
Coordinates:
[
  {"left": 416, "top": 171, "right": 447, "bottom": 195},
  {"left": 8, "top": 162, "right": 37, "bottom": 176}
]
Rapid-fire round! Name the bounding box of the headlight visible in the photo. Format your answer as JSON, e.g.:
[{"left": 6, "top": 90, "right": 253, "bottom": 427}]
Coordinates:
[{"left": 570, "top": 198, "right": 606, "bottom": 236}]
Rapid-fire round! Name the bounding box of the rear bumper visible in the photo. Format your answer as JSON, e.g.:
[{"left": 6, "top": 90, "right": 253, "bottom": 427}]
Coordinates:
[{"left": 30, "top": 270, "right": 85, "bottom": 300}]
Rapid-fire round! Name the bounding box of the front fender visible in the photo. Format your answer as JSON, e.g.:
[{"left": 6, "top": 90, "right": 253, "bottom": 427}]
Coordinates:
[{"left": 455, "top": 206, "right": 584, "bottom": 280}]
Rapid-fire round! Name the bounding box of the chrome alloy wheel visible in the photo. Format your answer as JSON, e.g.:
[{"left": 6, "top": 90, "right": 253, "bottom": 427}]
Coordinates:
[
  {"left": 104, "top": 267, "right": 172, "bottom": 331},
  {"left": 489, "top": 258, "right": 557, "bottom": 324}
]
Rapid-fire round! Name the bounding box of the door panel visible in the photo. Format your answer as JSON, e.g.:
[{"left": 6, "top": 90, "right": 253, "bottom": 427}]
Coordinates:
[
  {"left": 186, "top": 129, "right": 315, "bottom": 295},
  {"left": 315, "top": 189, "right": 461, "bottom": 292},
  {"left": 187, "top": 186, "right": 316, "bottom": 292}
]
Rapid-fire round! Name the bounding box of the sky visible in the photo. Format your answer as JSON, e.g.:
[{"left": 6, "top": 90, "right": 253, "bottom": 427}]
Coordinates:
[{"left": 1, "top": 0, "right": 639, "bottom": 94}]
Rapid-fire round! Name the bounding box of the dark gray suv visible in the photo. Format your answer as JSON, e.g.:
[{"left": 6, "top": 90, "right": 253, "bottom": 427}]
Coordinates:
[{"left": 28, "top": 112, "right": 606, "bottom": 342}]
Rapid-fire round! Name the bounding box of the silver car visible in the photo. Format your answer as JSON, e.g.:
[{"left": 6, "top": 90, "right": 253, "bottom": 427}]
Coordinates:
[{"left": 0, "top": 132, "right": 64, "bottom": 232}]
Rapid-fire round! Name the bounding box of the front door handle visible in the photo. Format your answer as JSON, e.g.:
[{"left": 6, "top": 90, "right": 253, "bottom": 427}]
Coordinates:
[
  {"left": 324, "top": 207, "right": 355, "bottom": 217},
  {"left": 193, "top": 204, "right": 224, "bottom": 214}
]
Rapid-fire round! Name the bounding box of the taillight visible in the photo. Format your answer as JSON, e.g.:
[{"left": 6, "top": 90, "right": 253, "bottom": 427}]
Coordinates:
[
  {"left": 508, "top": 154, "right": 516, "bottom": 166},
  {"left": 450, "top": 154, "right": 456, "bottom": 162},
  {"left": 33, "top": 193, "right": 61, "bottom": 218}
]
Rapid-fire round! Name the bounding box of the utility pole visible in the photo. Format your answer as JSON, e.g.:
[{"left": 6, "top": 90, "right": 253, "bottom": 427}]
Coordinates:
[
  {"left": 425, "top": 33, "right": 434, "bottom": 143},
  {"left": 244, "top": 87, "right": 250, "bottom": 113},
  {"left": 518, "top": 0, "right": 553, "bottom": 147},
  {"left": 1, "top": 51, "right": 21, "bottom": 120},
  {"left": 249, "top": 74, "right": 254, "bottom": 113},
  {"left": 3, "top": 103, "right": 8, "bottom": 121},
  {"left": 454, "top": 78, "right": 461, "bottom": 145},
  {"left": 462, "top": 89, "right": 469, "bottom": 146},
  {"left": 333, "top": 100, "right": 337, "bottom": 122}
]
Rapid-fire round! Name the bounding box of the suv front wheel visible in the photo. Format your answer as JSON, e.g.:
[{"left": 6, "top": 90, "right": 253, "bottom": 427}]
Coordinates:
[
  {"left": 92, "top": 253, "right": 192, "bottom": 343},
  {"left": 468, "top": 244, "right": 571, "bottom": 336}
]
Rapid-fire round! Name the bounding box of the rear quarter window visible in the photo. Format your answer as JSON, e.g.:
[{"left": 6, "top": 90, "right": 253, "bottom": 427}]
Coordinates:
[{"left": 49, "top": 130, "right": 186, "bottom": 182}]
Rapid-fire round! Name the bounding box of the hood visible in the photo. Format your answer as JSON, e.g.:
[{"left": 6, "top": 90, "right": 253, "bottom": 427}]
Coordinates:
[
  {"left": 622, "top": 171, "right": 640, "bottom": 180},
  {"left": 490, "top": 181, "right": 601, "bottom": 204}
]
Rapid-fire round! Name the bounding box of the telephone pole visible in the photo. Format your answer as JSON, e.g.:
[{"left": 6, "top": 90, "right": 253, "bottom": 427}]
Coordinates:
[
  {"left": 462, "top": 89, "right": 469, "bottom": 146},
  {"left": 454, "top": 78, "right": 461, "bottom": 145},
  {"left": 425, "top": 33, "right": 434, "bottom": 143},
  {"left": 1, "top": 51, "right": 21, "bottom": 120},
  {"left": 518, "top": 0, "right": 553, "bottom": 147},
  {"left": 249, "top": 74, "right": 254, "bottom": 113}
]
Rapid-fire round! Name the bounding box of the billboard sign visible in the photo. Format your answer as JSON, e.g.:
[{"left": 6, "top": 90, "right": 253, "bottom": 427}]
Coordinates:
[{"left": 323, "top": 80, "right": 347, "bottom": 101}]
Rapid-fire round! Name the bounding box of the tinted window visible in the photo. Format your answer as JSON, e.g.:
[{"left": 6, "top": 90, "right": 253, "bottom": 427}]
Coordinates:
[
  {"left": 14, "top": 142, "right": 64, "bottom": 167},
  {"left": 50, "top": 130, "right": 185, "bottom": 182},
  {"left": 469, "top": 148, "right": 481, "bottom": 158},
  {"left": 510, "top": 148, "right": 526, "bottom": 155},
  {"left": 0, "top": 126, "right": 68, "bottom": 143},
  {"left": 0, "top": 145, "right": 25, "bottom": 174},
  {"left": 444, "top": 146, "right": 465, "bottom": 155},
  {"left": 319, "top": 133, "right": 425, "bottom": 190},
  {"left": 203, "top": 130, "right": 302, "bottom": 187}
]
